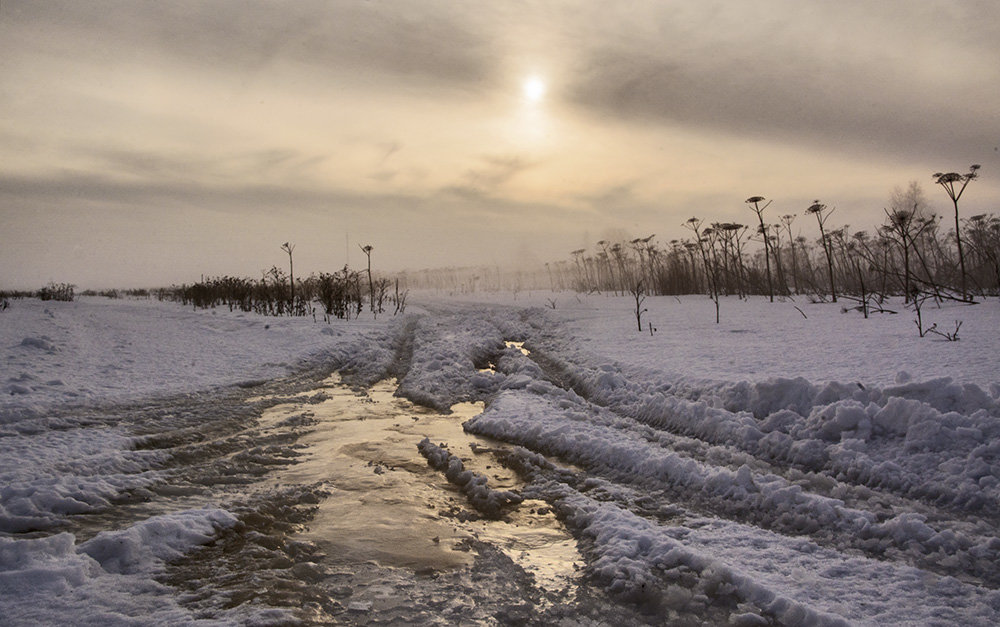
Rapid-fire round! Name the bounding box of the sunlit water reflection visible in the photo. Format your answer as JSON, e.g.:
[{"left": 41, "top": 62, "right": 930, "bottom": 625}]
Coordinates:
[
  {"left": 259, "top": 375, "right": 581, "bottom": 596},
  {"left": 505, "top": 340, "right": 530, "bottom": 356},
  {"left": 478, "top": 340, "right": 530, "bottom": 373}
]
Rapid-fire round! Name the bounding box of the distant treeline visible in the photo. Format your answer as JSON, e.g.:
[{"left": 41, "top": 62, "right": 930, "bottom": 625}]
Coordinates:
[
  {"left": 0, "top": 286, "right": 161, "bottom": 303},
  {"left": 7, "top": 172, "right": 997, "bottom": 314},
  {"left": 159, "top": 265, "right": 407, "bottom": 321},
  {"left": 553, "top": 205, "right": 999, "bottom": 308},
  {"left": 1, "top": 282, "right": 78, "bottom": 302},
  {"left": 375, "top": 174, "right": 1000, "bottom": 306},
  {"left": 391, "top": 213, "right": 1000, "bottom": 308},
  {"left": 550, "top": 172, "right": 1000, "bottom": 306}
]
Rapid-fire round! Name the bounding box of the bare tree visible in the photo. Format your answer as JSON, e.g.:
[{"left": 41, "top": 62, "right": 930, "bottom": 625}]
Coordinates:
[
  {"left": 702, "top": 226, "right": 723, "bottom": 322},
  {"left": 780, "top": 214, "right": 798, "bottom": 294},
  {"left": 630, "top": 235, "right": 656, "bottom": 291},
  {"left": 746, "top": 196, "right": 775, "bottom": 301},
  {"left": 372, "top": 278, "right": 390, "bottom": 318},
  {"left": 596, "top": 240, "right": 618, "bottom": 294},
  {"left": 933, "top": 164, "right": 980, "bottom": 300},
  {"left": 280, "top": 242, "right": 295, "bottom": 306},
  {"left": 610, "top": 243, "right": 629, "bottom": 295},
  {"left": 806, "top": 201, "right": 837, "bottom": 303},
  {"left": 883, "top": 182, "right": 932, "bottom": 302},
  {"left": 964, "top": 214, "right": 1000, "bottom": 297},
  {"left": 768, "top": 225, "right": 788, "bottom": 296},
  {"left": 393, "top": 278, "right": 409, "bottom": 315},
  {"left": 570, "top": 249, "right": 589, "bottom": 290},
  {"left": 630, "top": 281, "right": 647, "bottom": 332},
  {"left": 683, "top": 218, "right": 710, "bottom": 295},
  {"left": 359, "top": 244, "right": 374, "bottom": 312},
  {"left": 716, "top": 222, "right": 748, "bottom": 297}
]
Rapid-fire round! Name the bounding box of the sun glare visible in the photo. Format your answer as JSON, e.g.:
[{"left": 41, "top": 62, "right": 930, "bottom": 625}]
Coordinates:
[{"left": 523, "top": 76, "right": 546, "bottom": 103}]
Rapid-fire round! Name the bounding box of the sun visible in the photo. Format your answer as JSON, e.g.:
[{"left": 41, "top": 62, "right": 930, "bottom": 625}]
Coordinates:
[{"left": 523, "top": 76, "right": 546, "bottom": 103}]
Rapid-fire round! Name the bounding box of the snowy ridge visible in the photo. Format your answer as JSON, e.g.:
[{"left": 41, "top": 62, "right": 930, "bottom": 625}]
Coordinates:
[
  {"left": 0, "top": 425, "right": 167, "bottom": 533},
  {"left": 454, "top": 299, "right": 998, "bottom": 623},
  {"left": 545, "top": 481, "right": 852, "bottom": 627},
  {"left": 466, "top": 382, "right": 1000, "bottom": 585},
  {"left": 620, "top": 373, "right": 996, "bottom": 516},
  {"left": 417, "top": 437, "right": 523, "bottom": 518},
  {"left": 524, "top": 335, "right": 1000, "bottom": 525},
  {"left": 393, "top": 312, "right": 508, "bottom": 411},
  {"left": 0, "top": 509, "right": 247, "bottom": 626},
  {"left": 528, "top": 309, "right": 999, "bottom": 502},
  {"left": 0, "top": 361, "right": 333, "bottom": 623},
  {"left": 0, "top": 297, "right": 392, "bottom": 422}
]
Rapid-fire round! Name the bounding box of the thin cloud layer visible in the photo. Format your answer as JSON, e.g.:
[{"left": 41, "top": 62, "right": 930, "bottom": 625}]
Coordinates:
[
  {"left": 1, "top": 0, "right": 997, "bottom": 288},
  {"left": 564, "top": 1, "right": 1000, "bottom": 164},
  {"left": 4, "top": 1, "right": 496, "bottom": 87}
]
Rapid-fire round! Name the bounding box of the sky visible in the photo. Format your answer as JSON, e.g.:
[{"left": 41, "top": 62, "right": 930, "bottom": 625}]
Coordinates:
[{"left": 2, "top": 0, "right": 999, "bottom": 289}]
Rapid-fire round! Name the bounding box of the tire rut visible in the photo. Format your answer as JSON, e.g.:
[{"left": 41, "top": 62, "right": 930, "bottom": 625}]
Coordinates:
[{"left": 503, "top": 337, "right": 1000, "bottom": 589}]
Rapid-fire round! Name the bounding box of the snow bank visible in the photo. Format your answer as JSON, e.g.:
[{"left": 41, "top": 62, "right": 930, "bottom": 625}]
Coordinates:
[
  {"left": 417, "top": 437, "right": 522, "bottom": 518},
  {"left": 466, "top": 386, "right": 998, "bottom": 575},
  {"left": 0, "top": 297, "right": 391, "bottom": 421},
  {"left": 533, "top": 293, "right": 1000, "bottom": 390},
  {"left": 562, "top": 494, "right": 851, "bottom": 626},
  {"left": 0, "top": 509, "right": 247, "bottom": 626},
  {"left": 77, "top": 508, "right": 238, "bottom": 574},
  {"left": 510, "top": 306, "right": 1000, "bottom": 519},
  {"left": 463, "top": 329, "right": 1000, "bottom": 620},
  {"left": 493, "top": 445, "right": 1000, "bottom": 625},
  {"left": 0, "top": 425, "right": 166, "bottom": 533},
  {"left": 393, "top": 311, "right": 515, "bottom": 410}
]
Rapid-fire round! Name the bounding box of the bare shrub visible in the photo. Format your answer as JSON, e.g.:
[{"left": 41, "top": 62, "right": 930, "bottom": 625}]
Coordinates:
[
  {"left": 631, "top": 281, "right": 647, "bottom": 332},
  {"left": 37, "top": 283, "right": 75, "bottom": 302}
]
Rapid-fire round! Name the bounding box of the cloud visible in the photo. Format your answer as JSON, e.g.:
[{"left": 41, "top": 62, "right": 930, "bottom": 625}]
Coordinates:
[
  {"left": 569, "top": 50, "right": 992, "bottom": 166},
  {"left": 4, "top": 1, "right": 498, "bottom": 89},
  {"left": 564, "top": 2, "right": 1000, "bottom": 165},
  {"left": 0, "top": 170, "right": 389, "bottom": 216},
  {"left": 63, "top": 146, "right": 331, "bottom": 187},
  {"left": 377, "top": 142, "right": 403, "bottom": 164},
  {"left": 577, "top": 182, "right": 639, "bottom": 211},
  {"left": 0, "top": 166, "right": 597, "bottom": 287},
  {"left": 444, "top": 155, "right": 538, "bottom": 199}
]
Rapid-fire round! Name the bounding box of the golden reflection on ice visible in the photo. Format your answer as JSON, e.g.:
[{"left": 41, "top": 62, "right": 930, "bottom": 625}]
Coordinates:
[
  {"left": 478, "top": 341, "right": 531, "bottom": 373},
  {"left": 505, "top": 340, "right": 530, "bottom": 356},
  {"left": 255, "top": 375, "right": 581, "bottom": 594}
]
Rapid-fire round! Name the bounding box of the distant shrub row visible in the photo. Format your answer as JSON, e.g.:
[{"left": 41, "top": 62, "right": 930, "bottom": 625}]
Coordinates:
[
  {"left": 0, "top": 282, "right": 77, "bottom": 303},
  {"left": 158, "top": 265, "right": 407, "bottom": 321},
  {"left": 0, "top": 285, "right": 161, "bottom": 308},
  {"left": 79, "top": 288, "right": 153, "bottom": 299}
]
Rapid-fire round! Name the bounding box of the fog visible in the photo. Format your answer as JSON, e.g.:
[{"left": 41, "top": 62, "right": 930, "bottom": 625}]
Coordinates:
[{"left": 2, "top": 0, "right": 998, "bottom": 289}]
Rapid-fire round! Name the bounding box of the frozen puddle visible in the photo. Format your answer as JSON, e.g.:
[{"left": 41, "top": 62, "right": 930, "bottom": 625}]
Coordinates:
[
  {"left": 259, "top": 375, "right": 581, "bottom": 594},
  {"left": 478, "top": 340, "right": 530, "bottom": 372},
  {"left": 505, "top": 340, "right": 530, "bottom": 356}
]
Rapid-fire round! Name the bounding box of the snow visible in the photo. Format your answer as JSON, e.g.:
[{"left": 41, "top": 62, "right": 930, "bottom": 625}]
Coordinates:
[
  {"left": 453, "top": 290, "right": 1000, "bottom": 390},
  {"left": 0, "top": 510, "right": 249, "bottom": 626},
  {"left": 1, "top": 292, "right": 998, "bottom": 624},
  {"left": 0, "top": 424, "right": 164, "bottom": 532},
  {"left": 0, "top": 296, "right": 390, "bottom": 419},
  {"left": 417, "top": 437, "right": 523, "bottom": 518}
]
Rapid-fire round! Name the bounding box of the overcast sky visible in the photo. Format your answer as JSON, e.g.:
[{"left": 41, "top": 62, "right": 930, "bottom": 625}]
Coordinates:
[{"left": 2, "top": 0, "right": 998, "bottom": 288}]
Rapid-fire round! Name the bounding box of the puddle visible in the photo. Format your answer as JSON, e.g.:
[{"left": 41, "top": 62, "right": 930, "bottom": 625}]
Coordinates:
[
  {"left": 258, "top": 375, "right": 581, "bottom": 595},
  {"left": 479, "top": 340, "right": 531, "bottom": 373},
  {"left": 506, "top": 340, "right": 530, "bottom": 355}
]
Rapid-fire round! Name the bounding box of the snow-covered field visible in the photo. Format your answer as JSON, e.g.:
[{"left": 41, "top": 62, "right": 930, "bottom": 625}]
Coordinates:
[{"left": 1, "top": 292, "right": 998, "bottom": 625}]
